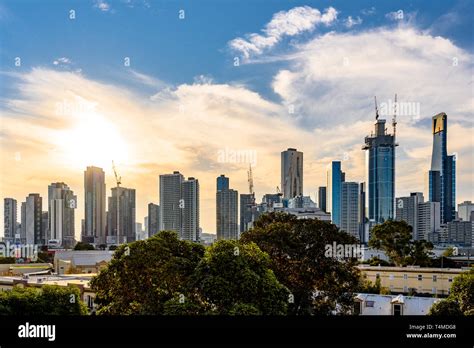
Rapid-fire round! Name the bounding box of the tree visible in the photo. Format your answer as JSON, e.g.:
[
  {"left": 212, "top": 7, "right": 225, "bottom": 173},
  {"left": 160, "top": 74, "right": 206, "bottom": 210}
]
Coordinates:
[
  {"left": 74, "top": 242, "right": 95, "bottom": 251},
  {"left": 368, "top": 220, "right": 433, "bottom": 266},
  {"left": 0, "top": 285, "right": 87, "bottom": 315},
  {"left": 442, "top": 247, "right": 455, "bottom": 257},
  {"left": 429, "top": 270, "right": 474, "bottom": 316},
  {"left": 189, "top": 240, "right": 289, "bottom": 315},
  {"left": 240, "top": 212, "right": 361, "bottom": 315},
  {"left": 90, "top": 231, "right": 205, "bottom": 314}
]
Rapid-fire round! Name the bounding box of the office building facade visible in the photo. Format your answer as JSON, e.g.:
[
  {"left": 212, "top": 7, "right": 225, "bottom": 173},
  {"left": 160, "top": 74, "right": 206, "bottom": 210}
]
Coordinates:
[
  {"left": 458, "top": 201, "right": 474, "bottom": 222},
  {"left": 318, "top": 186, "right": 327, "bottom": 212},
  {"left": 22, "top": 194, "right": 43, "bottom": 245},
  {"left": 428, "top": 113, "right": 456, "bottom": 224},
  {"left": 107, "top": 187, "right": 136, "bottom": 243},
  {"left": 396, "top": 192, "right": 424, "bottom": 240},
  {"left": 216, "top": 175, "right": 238, "bottom": 240},
  {"left": 363, "top": 118, "right": 397, "bottom": 224},
  {"left": 48, "top": 182, "right": 76, "bottom": 248},
  {"left": 281, "top": 148, "right": 303, "bottom": 199},
  {"left": 84, "top": 166, "right": 106, "bottom": 245},
  {"left": 181, "top": 177, "right": 200, "bottom": 242},
  {"left": 327, "top": 161, "right": 342, "bottom": 227},
  {"left": 147, "top": 203, "right": 160, "bottom": 237},
  {"left": 341, "top": 182, "right": 359, "bottom": 239},
  {"left": 159, "top": 171, "right": 184, "bottom": 233},
  {"left": 417, "top": 201, "right": 441, "bottom": 241},
  {"left": 3, "top": 198, "right": 17, "bottom": 243},
  {"left": 240, "top": 193, "right": 256, "bottom": 233}
]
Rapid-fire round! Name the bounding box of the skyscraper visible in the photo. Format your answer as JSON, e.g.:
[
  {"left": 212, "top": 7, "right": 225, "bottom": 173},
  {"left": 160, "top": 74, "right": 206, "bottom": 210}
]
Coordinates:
[
  {"left": 358, "top": 183, "right": 367, "bottom": 243},
  {"left": 417, "top": 201, "right": 441, "bottom": 241},
  {"left": 84, "top": 166, "right": 106, "bottom": 245},
  {"left": 107, "top": 187, "right": 136, "bottom": 243},
  {"left": 216, "top": 175, "right": 238, "bottom": 240},
  {"left": 341, "top": 182, "right": 359, "bottom": 239},
  {"left": 216, "top": 174, "right": 229, "bottom": 192},
  {"left": 240, "top": 193, "right": 256, "bottom": 233},
  {"left": 281, "top": 148, "right": 303, "bottom": 199},
  {"left": 318, "top": 186, "right": 327, "bottom": 213},
  {"left": 159, "top": 171, "right": 184, "bottom": 233},
  {"left": 396, "top": 192, "right": 424, "bottom": 240},
  {"left": 22, "top": 194, "right": 43, "bottom": 245},
  {"left": 181, "top": 177, "right": 200, "bottom": 242},
  {"left": 458, "top": 201, "right": 474, "bottom": 222},
  {"left": 327, "top": 161, "right": 342, "bottom": 227},
  {"left": 147, "top": 203, "right": 160, "bottom": 237},
  {"left": 3, "top": 198, "right": 17, "bottom": 243},
  {"left": 428, "top": 113, "right": 456, "bottom": 224},
  {"left": 48, "top": 182, "right": 76, "bottom": 248},
  {"left": 363, "top": 111, "right": 397, "bottom": 224}
]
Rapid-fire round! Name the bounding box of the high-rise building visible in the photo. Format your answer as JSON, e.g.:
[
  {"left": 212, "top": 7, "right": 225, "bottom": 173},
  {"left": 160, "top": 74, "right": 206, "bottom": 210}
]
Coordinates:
[
  {"left": 396, "top": 192, "right": 424, "bottom": 240},
  {"left": 147, "top": 203, "right": 160, "bottom": 237},
  {"left": 84, "top": 166, "right": 106, "bottom": 245},
  {"left": 22, "top": 194, "right": 43, "bottom": 245},
  {"left": 181, "top": 177, "right": 200, "bottom": 242},
  {"left": 458, "top": 201, "right": 474, "bottom": 222},
  {"left": 107, "top": 187, "right": 136, "bottom": 244},
  {"left": 48, "top": 182, "right": 76, "bottom": 248},
  {"left": 446, "top": 220, "right": 473, "bottom": 246},
  {"left": 3, "top": 198, "right": 17, "bottom": 243},
  {"left": 341, "top": 182, "right": 359, "bottom": 239},
  {"left": 358, "top": 183, "right": 367, "bottom": 243},
  {"left": 363, "top": 114, "right": 397, "bottom": 224},
  {"left": 159, "top": 171, "right": 184, "bottom": 233},
  {"left": 240, "top": 193, "right": 256, "bottom": 233},
  {"left": 216, "top": 174, "right": 229, "bottom": 192},
  {"left": 216, "top": 175, "right": 238, "bottom": 240},
  {"left": 327, "top": 161, "right": 342, "bottom": 227},
  {"left": 281, "top": 148, "right": 303, "bottom": 199},
  {"left": 417, "top": 201, "right": 441, "bottom": 241},
  {"left": 428, "top": 113, "right": 456, "bottom": 224},
  {"left": 318, "top": 186, "right": 327, "bottom": 212}
]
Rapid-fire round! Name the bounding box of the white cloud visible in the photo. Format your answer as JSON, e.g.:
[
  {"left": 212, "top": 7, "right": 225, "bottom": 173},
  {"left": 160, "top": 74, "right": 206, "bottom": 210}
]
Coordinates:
[
  {"left": 229, "top": 6, "right": 338, "bottom": 59},
  {"left": 361, "top": 7, "right": 376, "bottom": 16},
  {"left": 344, "top": 16, "right": 362, "bottom": 28},
  {"left": 53, "top": 57, "right": 71, "bottom": 66},
  {"left": 94, "top": 0, "right": 111, "bottom": 12}
]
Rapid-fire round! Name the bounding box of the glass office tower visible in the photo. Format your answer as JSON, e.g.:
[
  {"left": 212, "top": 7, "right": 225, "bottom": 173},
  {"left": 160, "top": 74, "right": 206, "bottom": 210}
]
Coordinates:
[
  {"left": 363, "top": 119, "right": 397, "bottom": 224},
  {"left": 428, "top": 113, "right": 456, "bottom": 223}
]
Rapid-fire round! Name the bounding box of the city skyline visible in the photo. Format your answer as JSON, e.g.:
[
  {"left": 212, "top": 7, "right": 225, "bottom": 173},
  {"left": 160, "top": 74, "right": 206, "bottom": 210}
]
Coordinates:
[{"left": 1, "top": 1, "right": 473, "bottom": 235}]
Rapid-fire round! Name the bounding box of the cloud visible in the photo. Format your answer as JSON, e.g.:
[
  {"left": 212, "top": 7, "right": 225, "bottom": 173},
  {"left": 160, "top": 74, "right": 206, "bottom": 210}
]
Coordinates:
[
  {"left": 344, "top": 16, "right": 362, "bottom": 28},
  {"left": 229, "top": 6, "right": 338, "bottom": 59},
  {"left": 53, "top": 57, "right": 72, "bottom": 66},
  {"left": 94, "top": 0, "right": 111, "bottom": 12},
  {"left": 361, "top": 7, "right": 376, "bottom": 16}
]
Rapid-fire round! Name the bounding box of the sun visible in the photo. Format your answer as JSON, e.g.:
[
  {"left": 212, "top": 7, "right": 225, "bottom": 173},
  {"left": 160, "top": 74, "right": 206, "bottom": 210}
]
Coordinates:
[{"left": 55, "top": 111, "right": 129, "bottom": 171}]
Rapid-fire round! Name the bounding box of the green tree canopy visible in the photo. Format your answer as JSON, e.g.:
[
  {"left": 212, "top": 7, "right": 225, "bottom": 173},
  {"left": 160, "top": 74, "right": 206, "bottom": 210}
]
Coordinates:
[
  {"left": 74, "top": 242, "right": 95, "bottom": 251},
  {"left": 0, "top": 285, "right": 87, "bottom": 315},
  {"left": 429, "top": 269, "right": 474, "bottom": 316},
  {"left": 190, "top": 240, "right": 289, "bottom": 315},
  {"left": 240, "top": 212, "right": 361, "bottom": 315},
  {"left": 90, "top": 230, "right": 204, "bottom": 315},
  {"left": 368, "top": 220, "right": 433, "bottom": 266}
]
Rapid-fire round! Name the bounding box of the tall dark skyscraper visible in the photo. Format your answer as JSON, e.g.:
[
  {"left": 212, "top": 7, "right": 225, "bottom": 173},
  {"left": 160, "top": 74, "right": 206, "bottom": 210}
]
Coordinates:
[
  {"left": 363, "top": 108, "right": 397, "bottom": 224},
  {"left": 4, "top": 198, "right": 17, "bottom": 243},
  {"left": 428, "top": 113, "right": 456, "bottom": 224},
  {"left": 281, "top": 148, "right": 303, "bottom": 199},
  {"left": 318, "top": 186, "right": 327, "bottom": 212},
  {"left": 216, "top": 175, "right": 238, "bottom": 240},
  {"left": 159, "top": 171, "right": 184, "bottom": 233},
  {"left": 240, "top": 193, "right": 256, "bottom": 233},
  {"left": 147, "top": 203, "right": 160, "bottom": 237},
  {"left": 107, "top": 187, "right": 136, "bottom": 243},
  {"left": 84, "top": 166, "right": 106, "bottom": 245},
  {"left": 327, "top": 161, "right": 342, "bottom": 227},
  {"left": 22, "top": 194, "right": 43, "bottom": 245},
  {"left": 181, "top": 177, "right": 200, "bottom": 242}
]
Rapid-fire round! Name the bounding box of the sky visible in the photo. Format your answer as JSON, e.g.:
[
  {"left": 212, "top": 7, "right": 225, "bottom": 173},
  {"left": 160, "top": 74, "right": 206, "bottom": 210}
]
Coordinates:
[{"left": 0, "top": 0, "right": 473, "bottom": 237}]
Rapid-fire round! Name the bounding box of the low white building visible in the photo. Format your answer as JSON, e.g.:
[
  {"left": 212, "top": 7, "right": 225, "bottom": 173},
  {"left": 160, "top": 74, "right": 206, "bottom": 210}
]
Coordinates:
[{"left": 353, "top": 293, "right": 441, "bottom": 315}]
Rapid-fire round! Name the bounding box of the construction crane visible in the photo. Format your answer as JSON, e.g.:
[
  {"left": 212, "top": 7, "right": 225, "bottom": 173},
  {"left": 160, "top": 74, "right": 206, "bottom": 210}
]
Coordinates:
[{"left": 112, "top": 161, "right": 122, "bottom": 245}]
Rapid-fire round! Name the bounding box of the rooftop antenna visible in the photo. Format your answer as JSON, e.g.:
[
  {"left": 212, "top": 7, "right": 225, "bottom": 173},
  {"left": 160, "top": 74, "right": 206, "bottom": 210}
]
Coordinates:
[
  {"left": 112, "top": 161, "right": 122, "bottom": 245},
  {"left": 392, "top": 93, "right": 398, "bottom": 138},
  {"left": 374, "top": 96, "right": 379, "bottom": 120}
]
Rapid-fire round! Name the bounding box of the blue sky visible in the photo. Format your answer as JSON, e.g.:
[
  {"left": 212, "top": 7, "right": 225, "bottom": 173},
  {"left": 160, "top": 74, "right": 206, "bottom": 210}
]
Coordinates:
[{"left": 0, "top": 0, "right": 473, "bottom": 234}]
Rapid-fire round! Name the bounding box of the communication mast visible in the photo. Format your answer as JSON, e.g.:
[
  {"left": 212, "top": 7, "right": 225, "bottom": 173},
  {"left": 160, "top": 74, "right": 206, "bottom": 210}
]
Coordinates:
[
  {"left": 392, "top": 93, "right": 398, "bottom": 140},
  {"left": 247, "top": 164, "right": 254, "bottom": 195},
  {"left": 374, "top": 96, "right": 379, "bottom": 120}
]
